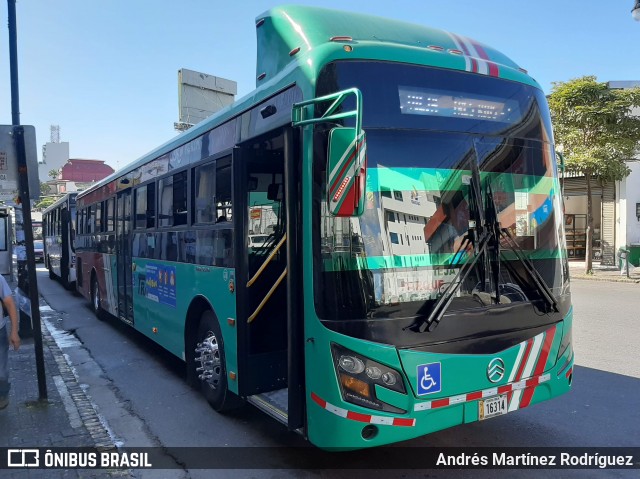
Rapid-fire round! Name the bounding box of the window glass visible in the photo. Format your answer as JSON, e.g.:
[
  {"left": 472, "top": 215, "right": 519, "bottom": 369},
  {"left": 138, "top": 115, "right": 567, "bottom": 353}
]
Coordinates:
[
  {"left": 135, "top": 186, "right": 148, "bottom": 229},
  {"left": 87, "top": 206, "right": 94, "bottom": 234},
  {"left": 146, "top": 183, "right": 156, "bottom": 228},
  {"left": 106, "top": 198, "right": 115, "bottom": 231},
  {"left": 194, "top": 162, "right": 216, "bottom": 224},
  {"left": 173, "top": 171, "right": 188, "bottom": 226},
  {"left": 159, "top": 176, "right": 174, "bottom": 227},
  {"left": 216, "top": 163, "right": 232, "bottom": 222},
  {"left": 95, "top": 203, "right": 102, "bottom": 232},
  {"left": 77, "top": 209, "right": 83, "bottom": 235}
]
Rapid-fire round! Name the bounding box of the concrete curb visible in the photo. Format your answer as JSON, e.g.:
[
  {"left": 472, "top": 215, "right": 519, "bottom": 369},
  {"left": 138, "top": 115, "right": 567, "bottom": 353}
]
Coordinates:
[
  {"left": 570, "top": 274, "right": 640, "bottom": 284},
  {"left": 42, "top": 318, "right": 116, "bottom": 449}
]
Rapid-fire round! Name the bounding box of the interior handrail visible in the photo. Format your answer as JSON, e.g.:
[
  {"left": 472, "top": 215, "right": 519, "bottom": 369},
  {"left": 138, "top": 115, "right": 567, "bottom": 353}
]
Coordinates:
[
  {"left": 247, "top": 268, "right": 287, "bottom": 323},
  {"left": 246, "top": 233, "right": 286, "bottom": 288}
]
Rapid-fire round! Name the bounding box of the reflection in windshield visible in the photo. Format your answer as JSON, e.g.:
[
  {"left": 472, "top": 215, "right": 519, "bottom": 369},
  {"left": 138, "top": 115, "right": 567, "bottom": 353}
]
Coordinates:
[{"left": 314, "top": 130, "right": 565, "bottom": 321}]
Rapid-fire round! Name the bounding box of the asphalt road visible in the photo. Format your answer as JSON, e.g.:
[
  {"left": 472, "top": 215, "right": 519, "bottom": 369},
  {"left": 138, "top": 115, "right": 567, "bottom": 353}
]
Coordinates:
[{"left": 35, "top": 268, "right": 640, "bottom": 478}]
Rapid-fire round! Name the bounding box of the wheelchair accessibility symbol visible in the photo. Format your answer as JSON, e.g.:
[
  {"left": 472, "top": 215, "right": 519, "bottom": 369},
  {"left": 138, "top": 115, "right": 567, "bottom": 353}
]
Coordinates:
[{"left": 417, "top": 362, "right": 442, "bottom": 395}]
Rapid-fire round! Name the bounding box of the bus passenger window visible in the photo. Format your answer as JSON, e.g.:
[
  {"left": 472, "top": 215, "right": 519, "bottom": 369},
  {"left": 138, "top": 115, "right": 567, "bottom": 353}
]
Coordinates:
[
  {"left": 95, "top": 203, "right": 102, "bottom": 232},
  {"left": 146, "top": 183, "right": 156, "bottom": 228},
  {"left": 193, "top": 162, "right": 216, "bottom": 224},
  {"left": 87, "top": 206, "right": 94, "bottom": 234},
  {"left": 135, "top": 186, "right": 148, "bottom": 229},
  {"left": 159, "top": 177, "right": 173, "bottom": 227},
  {"left": 213, "top": 229, "right": 233, "bottom": 267},
  {"left": 216, "top": 164, "right": 232, "bottom": 221},
  {"left": 106, "top": 198, "right": 115, "bottom": 231},
  {"left": 78, "top": 208, "right": 85, "bottom": 234},
  {"left": 173, "top": 171, "right": 187, "bottom": 226}
]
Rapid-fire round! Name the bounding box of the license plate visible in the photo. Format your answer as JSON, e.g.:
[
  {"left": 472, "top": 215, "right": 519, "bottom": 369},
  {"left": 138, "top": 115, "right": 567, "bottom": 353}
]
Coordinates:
[{"left": 479, "top": 394, "right": 508, "bottom": 420}]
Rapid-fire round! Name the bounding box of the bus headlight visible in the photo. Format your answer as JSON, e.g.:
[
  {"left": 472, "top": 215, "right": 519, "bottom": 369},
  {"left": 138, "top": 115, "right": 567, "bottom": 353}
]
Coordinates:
[
  {"left": 331, "top": 343, "right": 406, "bottom": 413},
  {"left": 338, "top": 355, "right": 365, "bottom": 374}
]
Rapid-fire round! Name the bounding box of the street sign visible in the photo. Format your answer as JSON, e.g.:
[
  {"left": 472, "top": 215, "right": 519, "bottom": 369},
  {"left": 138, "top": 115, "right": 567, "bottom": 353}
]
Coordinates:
[{"left": 0, "top": 125, "right": 39, "bottom": 202}]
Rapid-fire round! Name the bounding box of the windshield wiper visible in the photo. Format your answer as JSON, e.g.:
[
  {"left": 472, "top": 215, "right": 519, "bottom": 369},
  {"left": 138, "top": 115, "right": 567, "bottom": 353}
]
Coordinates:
[
  {"left": 406, "top": 228, "right": 492, "bottom": 332},
  {"left": 499, "top": 227, "right": 558, "bottom": 312},
  {"left": 485, "top": 183, "right": 502, "bottom": 305},
  {"left": 407, "top": 167, "right": 558, "bottom": 333},
  {"left": 406, "top": 162, "right": 488, "bottom": 333}
]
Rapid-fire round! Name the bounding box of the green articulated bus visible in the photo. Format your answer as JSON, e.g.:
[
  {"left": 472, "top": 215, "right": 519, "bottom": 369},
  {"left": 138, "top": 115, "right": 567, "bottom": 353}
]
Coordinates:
[{"left": 73, "top": 5, "right": 574, "bottom": 449}]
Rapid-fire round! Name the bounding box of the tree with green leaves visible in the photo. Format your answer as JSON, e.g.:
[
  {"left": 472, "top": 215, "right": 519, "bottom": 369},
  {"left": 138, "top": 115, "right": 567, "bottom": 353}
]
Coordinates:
[
  {"left": 34, "top": 196, "right": 57, "bottom": 210},
  {"left": 40, "top": 181, "right": 51, "bottom": 196},
  {"left": 48, "top": 168, "right": 60, "bottom": 180},
  {"left": 548, "top": 76, "right": 640, "bottom": 274}
]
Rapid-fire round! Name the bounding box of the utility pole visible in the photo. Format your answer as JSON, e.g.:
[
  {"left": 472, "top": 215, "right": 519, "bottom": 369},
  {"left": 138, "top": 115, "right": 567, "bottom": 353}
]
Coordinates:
[{"left": 7, "top": 0, "right": 48, "bottom": 400}]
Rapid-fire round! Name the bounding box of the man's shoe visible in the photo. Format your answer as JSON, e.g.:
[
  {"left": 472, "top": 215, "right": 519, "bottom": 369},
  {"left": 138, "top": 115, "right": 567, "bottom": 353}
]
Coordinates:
[{"left": 0, "top": 397, "right": 8, "bottom": 409}]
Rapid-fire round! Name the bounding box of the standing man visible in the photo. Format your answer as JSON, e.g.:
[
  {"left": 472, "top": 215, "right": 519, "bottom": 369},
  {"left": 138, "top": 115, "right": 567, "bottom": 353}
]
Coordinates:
[{"left": 0, "top": 274, "right": 20, "bottom": 409}]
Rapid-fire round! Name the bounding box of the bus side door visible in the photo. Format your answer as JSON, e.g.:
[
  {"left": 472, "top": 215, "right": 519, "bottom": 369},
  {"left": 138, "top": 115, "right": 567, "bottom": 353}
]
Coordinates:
[{"left": 116, "top": 189, "right": 134, "bottom": 324}]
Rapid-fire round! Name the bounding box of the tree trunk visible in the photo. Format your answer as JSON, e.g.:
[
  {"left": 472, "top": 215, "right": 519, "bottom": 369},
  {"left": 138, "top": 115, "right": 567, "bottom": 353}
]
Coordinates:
[{"left": 585, "top": 171, "right": 593, "bottom": 274}]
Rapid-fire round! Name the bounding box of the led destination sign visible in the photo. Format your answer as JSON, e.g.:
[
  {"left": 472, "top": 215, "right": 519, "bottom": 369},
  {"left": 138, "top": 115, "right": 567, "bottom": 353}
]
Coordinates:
[{"left": 399, "top": 86, "right": 521, "bottom": 122}]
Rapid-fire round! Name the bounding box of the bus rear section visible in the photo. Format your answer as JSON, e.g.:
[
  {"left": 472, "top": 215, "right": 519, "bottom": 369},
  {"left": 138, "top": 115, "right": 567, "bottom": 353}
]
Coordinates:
[
  {"left": 42, "top": 193, "right": 77, "bottom": 290},
  {"left": 301, "top": 60, "right": 573, "bottom": 449}
]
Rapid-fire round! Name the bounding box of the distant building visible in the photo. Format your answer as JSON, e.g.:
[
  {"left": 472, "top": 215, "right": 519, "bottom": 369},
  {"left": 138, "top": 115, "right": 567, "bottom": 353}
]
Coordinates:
[
  {"left": 60, "top": 159, "right": 114, "bottom": 183},
  {"left": 43, "top": 159, "right": 114, "bottom": 196},
  {"left": 39, "top": 141, "right": 70, "bottom": 183}
]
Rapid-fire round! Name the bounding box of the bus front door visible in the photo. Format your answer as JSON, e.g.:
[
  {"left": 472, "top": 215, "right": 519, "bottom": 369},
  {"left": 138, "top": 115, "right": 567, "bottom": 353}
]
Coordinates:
[
  {"left": 116, "top": 190, "right": 134, "bottom": 324},
  {"left": 233, "top": 127, "right": 304, "bottom": 430}
]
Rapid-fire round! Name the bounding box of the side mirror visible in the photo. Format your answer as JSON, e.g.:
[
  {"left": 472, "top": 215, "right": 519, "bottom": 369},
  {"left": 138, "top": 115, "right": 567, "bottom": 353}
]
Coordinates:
[{"left": 327, "top": 127, "right": 367, "bottom": 217}]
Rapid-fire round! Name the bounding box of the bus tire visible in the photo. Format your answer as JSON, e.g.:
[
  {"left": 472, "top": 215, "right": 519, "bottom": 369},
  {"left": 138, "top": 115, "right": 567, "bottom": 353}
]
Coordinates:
[
  {"left": 48, "top": 258, "right": 55, "bottom": 280},
  {"left": 91, "top": 275, "right": 104, "bottom": 320},
  {"left": 194, "top": 311, "right": 242, "bottom": 412}
]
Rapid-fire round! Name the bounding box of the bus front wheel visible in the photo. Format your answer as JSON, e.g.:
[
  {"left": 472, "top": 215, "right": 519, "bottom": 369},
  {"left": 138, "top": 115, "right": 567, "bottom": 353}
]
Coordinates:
[{"left": 194, "top": 311, "right": 241, "bottom": 412}]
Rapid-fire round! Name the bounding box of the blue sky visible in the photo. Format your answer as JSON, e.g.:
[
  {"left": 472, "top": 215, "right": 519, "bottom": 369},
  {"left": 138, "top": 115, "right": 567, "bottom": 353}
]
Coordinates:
[{"left": 1, "top": 1, "right": 639, "bottom": 169}]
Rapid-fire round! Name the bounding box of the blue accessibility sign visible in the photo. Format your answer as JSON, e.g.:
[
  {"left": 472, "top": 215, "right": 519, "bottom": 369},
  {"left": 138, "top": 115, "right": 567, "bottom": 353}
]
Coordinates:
[{"left": 417, "top": 362, "right": 442, "bottom": 395}]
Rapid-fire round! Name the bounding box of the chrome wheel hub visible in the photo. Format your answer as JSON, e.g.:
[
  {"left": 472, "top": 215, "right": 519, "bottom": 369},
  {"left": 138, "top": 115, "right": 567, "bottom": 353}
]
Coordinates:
[{"left": 195, "top": 333, "right": 222, "bottom": 389}]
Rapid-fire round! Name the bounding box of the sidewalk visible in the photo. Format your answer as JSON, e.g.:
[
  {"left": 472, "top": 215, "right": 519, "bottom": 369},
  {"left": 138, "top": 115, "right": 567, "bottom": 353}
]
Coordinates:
[
  {"left": 569, "top": 260, "right": 640, "bottom": 283},
  {"left": 0, "top": 297, "right": 129, "bottom": 478}
]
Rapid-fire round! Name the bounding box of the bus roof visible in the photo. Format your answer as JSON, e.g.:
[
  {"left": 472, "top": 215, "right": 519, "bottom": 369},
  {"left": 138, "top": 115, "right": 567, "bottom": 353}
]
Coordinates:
[
  {"left": 78, "top": 5, "right": 536, "bottom": 202},
  {"left": 255, "top": 5, "right": 526, "bottom": 84}
]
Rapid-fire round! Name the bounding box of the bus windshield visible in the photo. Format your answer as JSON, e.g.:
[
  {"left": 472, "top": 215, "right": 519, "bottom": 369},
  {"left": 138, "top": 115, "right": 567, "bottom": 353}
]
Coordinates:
[{"left": 313, "top": 62, "right": 566, "bottom": 324}]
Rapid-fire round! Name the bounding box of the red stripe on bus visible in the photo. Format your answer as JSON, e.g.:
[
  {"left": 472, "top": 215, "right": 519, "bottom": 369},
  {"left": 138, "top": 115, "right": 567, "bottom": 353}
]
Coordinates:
[
  {"left": 487, "top": 61, "right": 499, "bottom": 77},
  {"left": 393, "top": 418, "right": 416, "bottom": 427},
  {"left": 472, "top": 58, "right": 480, "bottom": 73},
  {"left": 472, "top": 42, "right": 499, "bottom": 77},
  {"left": 509, "top": 338, "right": 533, "bottom": 403},
  {"left": 520, "top": 327, "right": 557, "bottom": 408},
  {"left": 515, "top": 339, "right": 533, "bottom": 382},
  {"left": 431, "top": 398, "right": 450, "bottom": 409},
  {"left": 329, "top": 151, "right": 356, "bottom": 196},
  {"left": 498, "top": 385, "right": 512, "bottom": 395},
  {"left": 346, "top": 410, "right": 372, "bottom": 423},
  {"left": 311, "top": 392, "right": 326, "bottom": 409},
  {"left": 329, "top": 139, "right": 364, "bottom": 196},
  {"left": 466, "top": 391, "right": 483, "bottom": 401},
  {"left": 525, "top": 377, "right": 539, "bottom": 388}
]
